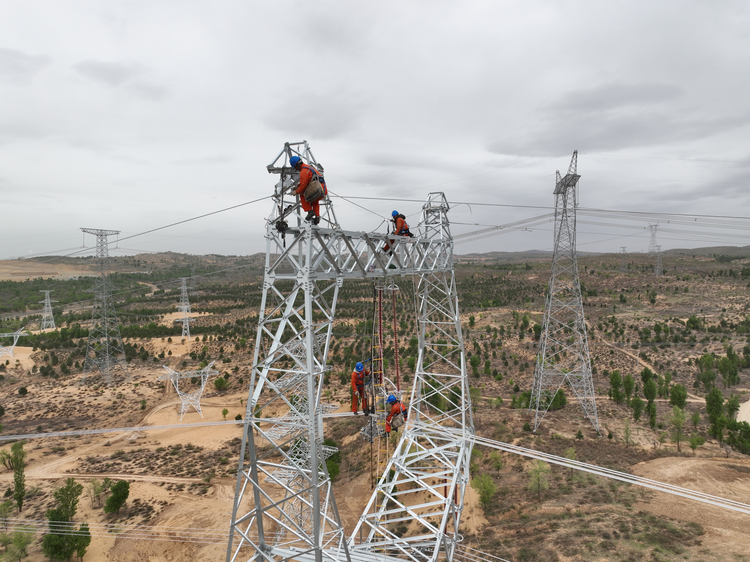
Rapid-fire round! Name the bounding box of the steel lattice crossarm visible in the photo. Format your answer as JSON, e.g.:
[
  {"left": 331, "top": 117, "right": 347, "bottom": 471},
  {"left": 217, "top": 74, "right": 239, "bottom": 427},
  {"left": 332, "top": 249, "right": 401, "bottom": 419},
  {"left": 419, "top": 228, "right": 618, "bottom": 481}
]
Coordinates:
[
  {"left": 227, "top": 142, "right": 471, "bottom": 562},
  {"left": 157, "top": 361, "right": 219, "bottom": 420},
  {"left": 530, "top": 152, "right": 599, "bottom": 432},
  {"left": 0, "top": 328, "right": 29, "bottom": 359}
]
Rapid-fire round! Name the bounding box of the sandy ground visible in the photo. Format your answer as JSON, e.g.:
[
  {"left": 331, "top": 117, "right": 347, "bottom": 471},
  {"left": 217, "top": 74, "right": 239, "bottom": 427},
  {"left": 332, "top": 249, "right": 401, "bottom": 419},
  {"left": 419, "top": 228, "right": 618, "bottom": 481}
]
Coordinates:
[
  {"left": 0, "top": 260, "right": 95, "bottom": 281},
  {"left": 737, "top": 398, "right": 750, "bottom": 423},
  {"left": 160, "top": 311, "right": 211, "bottom": 328},
  {"left": 632, "top": 456, "right": 750, "bottom": 559},
  {"left": 1, "top": 345, "right": 36, "bottom": 371}
]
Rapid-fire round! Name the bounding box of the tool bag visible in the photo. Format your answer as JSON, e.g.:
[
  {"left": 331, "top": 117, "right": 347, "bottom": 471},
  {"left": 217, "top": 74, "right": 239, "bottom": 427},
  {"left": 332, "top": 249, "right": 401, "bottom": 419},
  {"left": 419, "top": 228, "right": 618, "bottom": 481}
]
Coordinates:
[
  {"left": 390, "top": 404, "right": 407, "bottom": 429},
  {"left": 303, "top": 166, "right": 325, "bottom": 203}
]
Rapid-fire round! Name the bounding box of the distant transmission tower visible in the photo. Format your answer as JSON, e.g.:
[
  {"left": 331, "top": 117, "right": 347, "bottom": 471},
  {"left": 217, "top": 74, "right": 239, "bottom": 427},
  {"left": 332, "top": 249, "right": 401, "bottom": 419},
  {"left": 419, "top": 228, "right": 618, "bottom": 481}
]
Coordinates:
[
  {"left": 654, "top": 245, "right": 663, "bottom": 277},
  {"left": 158, "top": 361, "right": 218, "bottom": 420},
  {"left": 176, "top": 277, "right": 193, "bottom": 340},
  {"left": 530, "top": 151, "right": 599, "bottom": 433},
  {"left": 648, "top": 224, "right": 659, "bottom": 254},
  {"left": 81, "top": 228, "right": 128, "bottom": 385},
  {"left": 39, "top": 290, "right": 57, "bottom": 330}
]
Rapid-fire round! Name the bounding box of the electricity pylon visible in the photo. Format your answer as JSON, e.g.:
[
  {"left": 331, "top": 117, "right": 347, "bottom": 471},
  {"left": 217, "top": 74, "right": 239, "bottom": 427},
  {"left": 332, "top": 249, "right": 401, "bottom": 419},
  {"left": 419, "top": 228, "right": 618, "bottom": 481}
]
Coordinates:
[
  {"left": 654, "top": 245, "right": 663, "bottom": 277},
  {"left": 39, "top": 290, "right": 57, "bottom": 330},
  {"left": 530, "top": 151, "right": 599, "bottom": 433},
  {"left": 176, "top": 277, "right": 193, "bottom": 340},
  {"left": 0, "top": 328, "right": 29, "bottom": 359},
  {"left": 158, "top": 361, "right": 218, "bottom": 420},
  {"left": 81, "top": 228, "right": 128, "bottom": 385},
  {"left": 227, "top": 142, "right": 473, "bottom": 562},
  {"left": 619, "top": 247, "right": 627, "bottom": 273},
  {"left": 648, "top": 224, "right": 659, "bottom": 254}
]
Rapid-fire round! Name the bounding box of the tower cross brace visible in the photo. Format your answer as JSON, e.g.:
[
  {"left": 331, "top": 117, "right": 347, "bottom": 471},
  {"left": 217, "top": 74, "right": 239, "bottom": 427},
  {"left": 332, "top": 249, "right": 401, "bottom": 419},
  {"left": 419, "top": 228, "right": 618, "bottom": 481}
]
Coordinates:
[{"left": 530, "top": 151, "right": 599, "bottom": 433}]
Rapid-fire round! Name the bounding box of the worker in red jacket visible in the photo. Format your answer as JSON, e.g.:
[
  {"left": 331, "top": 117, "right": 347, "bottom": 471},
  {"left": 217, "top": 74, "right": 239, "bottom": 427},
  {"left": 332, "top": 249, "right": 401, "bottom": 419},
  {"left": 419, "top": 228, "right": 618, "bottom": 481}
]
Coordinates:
[
  {"left": 383, "top": 210, "right": 413, "bottom": 253},
  {"left": 291, "top": 156, "right": 327, "bottom": 224},
  {"left": 351, "top": 362, "right": 370, "bottom": 415},
  {"left": 385, "top": 394, "right": 407, "bottom": 433}
]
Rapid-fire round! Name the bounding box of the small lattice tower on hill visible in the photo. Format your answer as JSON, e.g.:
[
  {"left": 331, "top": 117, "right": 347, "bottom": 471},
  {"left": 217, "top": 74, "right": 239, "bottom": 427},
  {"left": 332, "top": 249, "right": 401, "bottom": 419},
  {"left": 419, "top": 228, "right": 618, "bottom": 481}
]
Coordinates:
[
  {"left": 620, "top": 246, "right": 627, "bottom": 273},
  {"left": 530, "top": 151, "right": 599, "bottom": 432},
  {"left": 39, "top": 290, "right": 57, "bottom": 330},
  {"left": 654, "top": 245, "right": 663, "bottom": 277},
  {"left": 81, "top": 228, "right": 128, "bottom": 385},
  {"left": 177, "top": 277, "right": 193, "bottom": 340}
]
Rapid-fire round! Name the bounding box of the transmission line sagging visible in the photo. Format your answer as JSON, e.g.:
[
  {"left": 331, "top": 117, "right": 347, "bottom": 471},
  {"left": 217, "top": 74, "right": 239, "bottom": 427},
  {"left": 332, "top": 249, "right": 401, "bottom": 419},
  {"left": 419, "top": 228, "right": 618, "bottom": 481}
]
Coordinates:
[
  {"left": 81, "top": 228, "right": 128, "bottom": 386},
  {"left": 530, "top": 151, "right": 599, "bottom": 433}
]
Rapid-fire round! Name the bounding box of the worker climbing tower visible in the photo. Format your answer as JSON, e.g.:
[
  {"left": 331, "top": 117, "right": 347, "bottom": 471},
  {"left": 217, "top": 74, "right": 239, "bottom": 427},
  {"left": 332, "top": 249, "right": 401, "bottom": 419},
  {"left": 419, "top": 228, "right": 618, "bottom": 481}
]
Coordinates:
[
  {"left": 176, "top": 277, "right": 194, "bottom": 340},
  {"left": 530, "top": 151, "right": 599, "bottom": 433},
  {"left": 227, "top": 142, "right": 473, "bottom": 562},
  {"left": 81, "top": 228, "right": 128, "bottom": 385}
]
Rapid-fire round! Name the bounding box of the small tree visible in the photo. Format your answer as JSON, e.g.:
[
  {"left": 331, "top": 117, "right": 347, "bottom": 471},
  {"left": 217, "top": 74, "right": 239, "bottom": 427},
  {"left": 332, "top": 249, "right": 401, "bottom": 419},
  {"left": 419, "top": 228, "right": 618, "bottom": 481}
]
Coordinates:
[
  {"left": 623, "top": 373, "right": 635, "bottom": 404},
  {"left": 214, "top": 378, "right": 229, "bottom": 391},
  {"left": 11, "top": 442, "right": 25, "bottom": 513},
  {"left": 488, "top": 451, "right": 503, "bottom": 475},
  {"left": 705, "top": 387, "right": 725, "bottom": 438},
  {"left": 670, "top": 406, "right": 686, "bottom": 452},
  {"left": 527, "top": 460, "right": 550, "bottom": 501},
  {"left": 222, "top": 408, "right": 229, "bottom": 421},
  {"left": 669, "top": 384, "right": 688, "bottom": 409},
  {"left": 104, "top": 480, "right": 130, "bottom": 514},
  {"left": 5, "top": 532, "right": 32, "bottom": 561},
  {"left": 631, "top": 396, "right": 644, "bottom": 421},
  {"left": 563, "top": 447, "right": 576, "bottom": 475},
  {"left": 470, "top": 473, "right": 496, "bottom": 510},
  {"left": 609, "top": 370, "right": 623, "bottom": 403},
  {"left": 88, "top": 479, "right": 104, "bottom": 508},
  {"left": 623, "top": 420, "right": 631, "bottom": 447},
  {"left": 688, "top": 434, "right": 705, "bottom": 456},
  {"left": 691, "top": 410, "right": 700, "bottom": 429}
]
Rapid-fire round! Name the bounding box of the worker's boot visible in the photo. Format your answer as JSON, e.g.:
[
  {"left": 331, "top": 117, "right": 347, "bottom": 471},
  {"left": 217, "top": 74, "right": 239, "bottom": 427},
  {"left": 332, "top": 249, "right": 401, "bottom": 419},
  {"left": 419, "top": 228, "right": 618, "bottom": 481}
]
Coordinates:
[
  {"left": 313, "top": 215, "right": 320, "bottom": 225},
  {"left": 305, "top": 210, "right": 316, "bottom": 222}
]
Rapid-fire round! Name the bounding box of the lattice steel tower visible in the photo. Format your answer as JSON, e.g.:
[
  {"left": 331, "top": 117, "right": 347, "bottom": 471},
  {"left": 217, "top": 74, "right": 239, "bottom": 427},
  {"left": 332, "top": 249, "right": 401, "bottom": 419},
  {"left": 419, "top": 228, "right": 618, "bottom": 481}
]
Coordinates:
[
  {"left": 39, "top": 290, "right": 57, "bottom": 330},
  {"left": 619, "top": 247, "right": 627, "bottom": 273},
  {"left": 227, "top": 142, "right": 473, "bottom": 562},
  {"left": 176, "top": 277, "right": 194, "bottom": 340},
  {"left": 81, "top": 228, "right": 128, "bottom": 385},
  {"left": 530, "top": 151, "right": 599, "bottom": 432},
  {"left": 654, "top": 245, "right": 663, "bottom": 277},
  {"left": 648, "top": 224, "right": 659, "bottom": 254},
  {"left": 158, "top": 361, "right": 218, "bottom": 420}
]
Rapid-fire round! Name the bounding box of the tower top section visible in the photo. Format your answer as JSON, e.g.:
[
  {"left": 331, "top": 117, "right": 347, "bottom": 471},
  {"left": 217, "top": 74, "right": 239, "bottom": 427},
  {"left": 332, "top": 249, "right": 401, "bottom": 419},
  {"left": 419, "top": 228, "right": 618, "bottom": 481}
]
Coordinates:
[{"left": 553, "top": 150, "right": 580, "bottom": 194}]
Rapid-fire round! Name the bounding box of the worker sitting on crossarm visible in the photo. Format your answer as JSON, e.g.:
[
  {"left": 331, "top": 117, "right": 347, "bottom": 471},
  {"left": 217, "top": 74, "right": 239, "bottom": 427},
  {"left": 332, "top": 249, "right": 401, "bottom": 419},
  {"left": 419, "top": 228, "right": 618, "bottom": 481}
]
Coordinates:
[
  {"left": 351, "top": 362, "right": 370, "bottom": 415},
  {"left": 383, "top": 210, "right": 413, "bottom": 253},
  {"left": 290, "top": 155, "right": 327, "bottom": 225},
  {"left": 385, "top": 394, "right": 407, "bottom": 433}
]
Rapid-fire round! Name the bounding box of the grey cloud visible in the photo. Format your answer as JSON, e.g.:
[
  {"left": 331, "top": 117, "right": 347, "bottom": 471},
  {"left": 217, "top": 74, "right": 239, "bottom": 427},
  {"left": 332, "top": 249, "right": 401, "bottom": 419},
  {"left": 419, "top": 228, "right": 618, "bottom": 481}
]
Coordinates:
[
  {"left": 73, "top": 60, "right": 144, "bottom": 86},
  {"left": 547, "top": 81, "right": 683, "bottom": 112},
  {"left": 490, "top": 107, "right": 749, "bottom": 157},
  {"left": 72, "top": 59, "right": 168, "bottom": 100},
  {"left": 264, "top": 91, "right": 367, "bottom": 140},
  {"left": 0, "top": 48, "right": 50, "bottom": 83}
]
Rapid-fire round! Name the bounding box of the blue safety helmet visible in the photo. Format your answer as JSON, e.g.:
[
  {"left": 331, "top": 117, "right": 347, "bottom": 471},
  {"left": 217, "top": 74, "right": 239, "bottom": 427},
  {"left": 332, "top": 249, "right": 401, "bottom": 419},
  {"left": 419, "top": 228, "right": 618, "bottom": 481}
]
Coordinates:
[
  {"left": 355, "top": 362, "right": 364, "bottom": 372},
  {"left": 392, "top": 210, "right": 399, "bottom": 217},
  {"left": 387, "top": 394, "right": 397, "bottom": 403},
  {"left": 290, "top": 156, "right": 302, "bottom": 168}
]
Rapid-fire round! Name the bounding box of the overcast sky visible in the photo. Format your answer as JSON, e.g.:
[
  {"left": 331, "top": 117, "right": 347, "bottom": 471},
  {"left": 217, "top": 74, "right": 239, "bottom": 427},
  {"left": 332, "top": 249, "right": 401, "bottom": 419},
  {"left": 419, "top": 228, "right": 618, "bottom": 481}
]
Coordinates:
[{"left": 2, "top": 1, "right": 750, "bottom": 263}]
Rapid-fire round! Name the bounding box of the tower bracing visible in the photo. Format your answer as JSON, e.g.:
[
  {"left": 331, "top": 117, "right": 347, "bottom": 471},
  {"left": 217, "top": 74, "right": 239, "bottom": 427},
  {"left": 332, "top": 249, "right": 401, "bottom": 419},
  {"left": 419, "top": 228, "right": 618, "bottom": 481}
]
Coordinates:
[
  {"left": 227, "top": 142, "right": 473, "bottom": 562},
  {"left": 158, "top": 361, "right": 218, "bottom": 420},
  {"left": 530, "top": 151, "right": 599, "bottom": 433},
  {"left": 648, "top": 224, "right": 659, "bottom": 254},
  {"left": 176, "top": 277, "right": 194, "bottom": 340},
  {"left": 654, "top": 245, "right": 663, "bottom": 277},
  {"left": 39, "top": 290, "right": 57, "bottom": 330},
  {"left": 81, "top": 228, "right": 128, "bottom": 386},
  {"left": 619, "top": 247, "right": 627, "bottom": 273},
  {"left": 0, "top": 328, "right": 29, "bottom": 359}
]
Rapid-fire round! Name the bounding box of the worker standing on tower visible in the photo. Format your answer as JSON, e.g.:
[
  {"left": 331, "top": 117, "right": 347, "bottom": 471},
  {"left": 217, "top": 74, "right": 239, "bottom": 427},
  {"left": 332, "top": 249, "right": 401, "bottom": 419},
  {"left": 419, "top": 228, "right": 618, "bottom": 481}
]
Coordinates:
[
  {"left": 351, "top": 362, "right": 370, "bottom": 415},
  {"left": 385, "top": 394, "right": 407, "bottom": 433},
  {"left": 383, "top": 210, "right": 413, "bottom": 253},
  {"left": 291, "top": 155, "right": 327, "bottom": 224}
]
